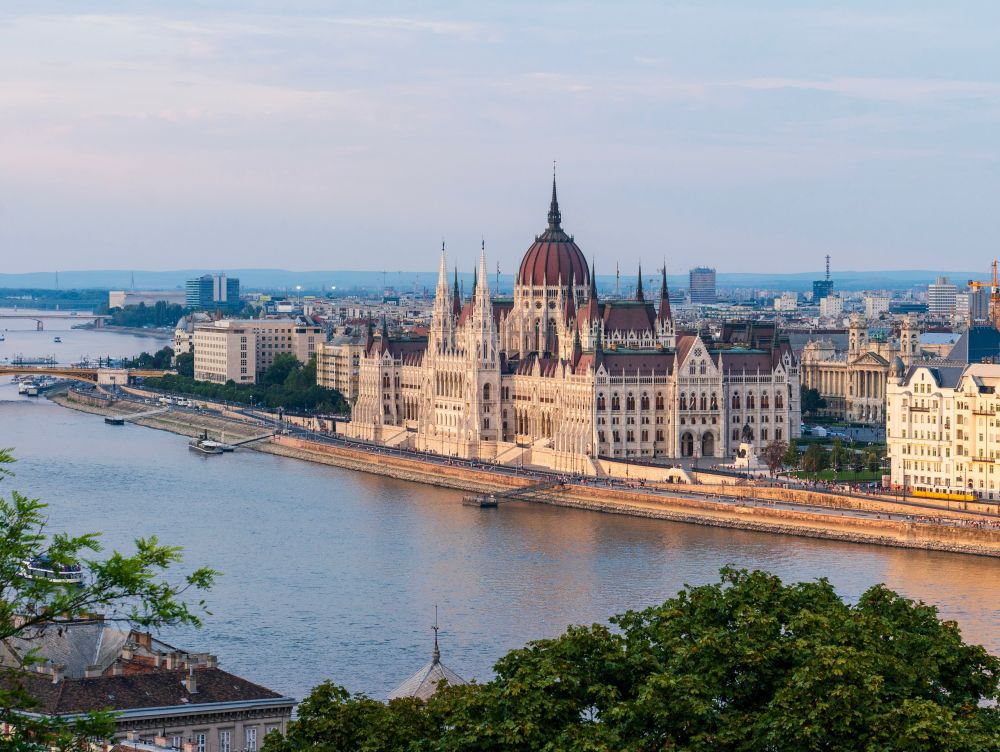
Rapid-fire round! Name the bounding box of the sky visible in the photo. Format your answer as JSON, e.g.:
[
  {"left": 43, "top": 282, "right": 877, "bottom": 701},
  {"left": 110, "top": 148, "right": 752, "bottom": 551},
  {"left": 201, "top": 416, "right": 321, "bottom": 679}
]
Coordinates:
[{"left": 1, "top": 1, "right": 999, "bottom": 276}]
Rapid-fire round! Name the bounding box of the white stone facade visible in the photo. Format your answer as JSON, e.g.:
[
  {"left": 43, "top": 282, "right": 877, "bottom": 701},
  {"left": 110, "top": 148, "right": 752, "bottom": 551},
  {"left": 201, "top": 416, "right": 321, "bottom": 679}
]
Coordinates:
[
  {"left": 887, "top": 362, "right": 1000, "bottom": 500},
  {"left": 343, "top": 183, "right": 801, "bottom": 470}
]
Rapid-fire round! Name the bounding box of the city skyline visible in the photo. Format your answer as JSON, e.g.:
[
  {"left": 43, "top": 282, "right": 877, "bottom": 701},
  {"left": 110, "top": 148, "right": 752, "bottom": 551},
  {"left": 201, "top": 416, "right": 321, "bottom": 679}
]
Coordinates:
[{"left": 2, "top": 3, "right": 1000, "bottom": 274}]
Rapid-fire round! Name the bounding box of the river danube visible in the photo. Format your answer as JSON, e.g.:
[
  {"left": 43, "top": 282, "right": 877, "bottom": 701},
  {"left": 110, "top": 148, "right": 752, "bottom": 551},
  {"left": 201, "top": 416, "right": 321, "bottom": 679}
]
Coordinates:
[{"left": 1, "top": 328, "right": 999, "bottom": 703}]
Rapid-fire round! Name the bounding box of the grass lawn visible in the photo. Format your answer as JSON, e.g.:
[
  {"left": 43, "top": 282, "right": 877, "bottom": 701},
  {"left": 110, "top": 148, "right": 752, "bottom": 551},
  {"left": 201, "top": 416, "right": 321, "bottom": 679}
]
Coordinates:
[{"left": 790, "top": 469, "right": 883, "bottom": 482}]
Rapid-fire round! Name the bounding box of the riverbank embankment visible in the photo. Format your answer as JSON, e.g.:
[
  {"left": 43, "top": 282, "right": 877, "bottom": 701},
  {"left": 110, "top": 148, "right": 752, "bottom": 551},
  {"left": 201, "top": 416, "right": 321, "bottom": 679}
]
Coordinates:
[{"left": 51, "top": 393, "right": 1000, "bottom": 557}]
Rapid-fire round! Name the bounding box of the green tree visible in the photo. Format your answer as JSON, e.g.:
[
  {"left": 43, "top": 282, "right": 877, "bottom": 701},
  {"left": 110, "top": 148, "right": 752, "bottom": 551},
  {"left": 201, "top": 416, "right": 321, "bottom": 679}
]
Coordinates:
[
  {"left": 802, "top": 443, "right": 830, "bottom": 474},
  {"left": 176, "top": 350, "right": 194, "bottom": 378},
  {"left": 830, "top": 438, "right": 847, "bottom": 472},
  {"left": 850, "top": 451, "right": 865, "bottom": 476},
  {"left": 783, "top": 441, "right": 802, "bottom": 469},
  {"left": 0, "top": 449, "right": 218, "bottom": 750},
  {"left": 265, "top": 569, "right": 1000, "bottom": 752},
  {"left": 262, "top": 353, "right": 301, "bottom": 387},
  {"left": 867, "top": 448, "right": 883, "bottom": 474},
  {"left": 800, "top": 386, "right": 827, "bottom": 416},
  {"left": 761, "top": 439, "right": 788, "bottom": 478}
]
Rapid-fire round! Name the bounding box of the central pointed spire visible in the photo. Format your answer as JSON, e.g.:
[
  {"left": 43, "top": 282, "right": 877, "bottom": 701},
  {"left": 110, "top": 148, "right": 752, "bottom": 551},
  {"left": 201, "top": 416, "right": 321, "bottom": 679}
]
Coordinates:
[
  {"left": 547, "top": 161, "right": 562, "bottom": 231},
  {"left": 636, "top": 263, "right": 644, "bottom": 301}
]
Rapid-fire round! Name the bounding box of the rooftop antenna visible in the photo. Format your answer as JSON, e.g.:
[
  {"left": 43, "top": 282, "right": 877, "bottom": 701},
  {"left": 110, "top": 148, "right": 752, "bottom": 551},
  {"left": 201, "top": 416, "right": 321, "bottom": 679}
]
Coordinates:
[
  {"left": 615, "top": 262, "right": 620, "bottom": 298},
  {"left": 432, "top": 605, "right": 440, "bottom": 664},
  {"left": 496, "top": 261, "right": 501, "bottom": 296},
  {"left": 825, "top": 254, "right": 831, "bottom": 282},
  {"left": 54, "top": 271, "right": 59, "bottom": 290}
]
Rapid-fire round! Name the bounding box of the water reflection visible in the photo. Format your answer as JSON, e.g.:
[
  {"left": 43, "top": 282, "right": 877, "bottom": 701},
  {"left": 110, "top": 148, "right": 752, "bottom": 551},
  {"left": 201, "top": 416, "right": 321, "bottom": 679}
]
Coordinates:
[{"left": 1, "top": 366, "right": 998, "bottom": 702}]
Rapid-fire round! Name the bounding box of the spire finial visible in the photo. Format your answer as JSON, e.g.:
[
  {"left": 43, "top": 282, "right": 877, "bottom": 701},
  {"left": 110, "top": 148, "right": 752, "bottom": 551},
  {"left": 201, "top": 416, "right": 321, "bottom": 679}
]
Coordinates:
[
  {"left": 547, "top": 163, "right": 562, "bottom": 231},
  {"left": 432, "top": 605, "right": 440, "bottom": 664},
  {"left": 636, "top": 262, "right": 644, "bottom": 301},
  {"left": 590, "top": 257, "right": 598, "bottom": 299}
]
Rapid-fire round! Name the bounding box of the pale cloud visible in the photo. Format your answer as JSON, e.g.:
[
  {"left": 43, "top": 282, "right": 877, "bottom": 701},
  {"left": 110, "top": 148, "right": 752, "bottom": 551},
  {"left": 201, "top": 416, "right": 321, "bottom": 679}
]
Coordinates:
[{"left": 0, "top": 2, "right": 999, "bottom": 272}]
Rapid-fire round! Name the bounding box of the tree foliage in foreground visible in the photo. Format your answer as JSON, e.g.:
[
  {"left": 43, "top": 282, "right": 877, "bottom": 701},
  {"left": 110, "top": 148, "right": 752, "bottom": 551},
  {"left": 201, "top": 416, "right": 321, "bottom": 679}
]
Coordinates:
[
  {"left": 264, "top": 568, "right": 1000, "bottom": 752},
  {"left": 0, "top": 449, "right": 218, "bottom": 751}
]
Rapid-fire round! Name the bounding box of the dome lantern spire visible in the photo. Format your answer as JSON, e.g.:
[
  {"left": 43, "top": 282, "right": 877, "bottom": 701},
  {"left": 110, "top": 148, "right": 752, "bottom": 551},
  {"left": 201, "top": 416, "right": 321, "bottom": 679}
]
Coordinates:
[{"left": 547, "top": 161, "right": 562, "bottom": 231}]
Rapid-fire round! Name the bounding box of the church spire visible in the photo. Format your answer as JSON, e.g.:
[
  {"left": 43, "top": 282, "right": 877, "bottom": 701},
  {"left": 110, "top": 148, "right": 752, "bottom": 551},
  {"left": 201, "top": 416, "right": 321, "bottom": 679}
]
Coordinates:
[
  {"left": 432, "top": 606, "right": 440, "bottom": 665},
  {"left": 564, "top": 267, "right": 576, "bottom": 322},
  {"left": 590, "top": 258, "right": 598, "bottom": 299},
  {"left": 658, "top": 262, "right": 672, "bottom": 321},
  {"left": 547, "top": 162, "right": 562, "bottom": 231},
  {"left": 636, "top": 263, "right": 644, "bottom": 301},
  {"left": 452, "top": 267, "right": 461, "bottom": 315}
]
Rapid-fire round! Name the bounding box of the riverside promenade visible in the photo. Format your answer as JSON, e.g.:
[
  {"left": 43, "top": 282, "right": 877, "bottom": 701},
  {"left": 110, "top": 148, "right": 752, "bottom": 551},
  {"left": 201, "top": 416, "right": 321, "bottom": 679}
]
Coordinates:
[{"left": 52, "top": 388, "right": 1000, "bottom": 558}]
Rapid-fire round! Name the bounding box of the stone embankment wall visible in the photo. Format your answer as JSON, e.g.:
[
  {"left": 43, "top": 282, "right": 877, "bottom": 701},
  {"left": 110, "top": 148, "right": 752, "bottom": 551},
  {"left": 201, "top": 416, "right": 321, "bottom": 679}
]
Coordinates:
[
  {"left": 66, "top": 388, "right": 116, "bottom": 408},
  {"left": 50, "top": 394, "right": 1000, "bottom": 557},
  {"left": 269, "top": 435, "right": 1000, "bottom": 558}
]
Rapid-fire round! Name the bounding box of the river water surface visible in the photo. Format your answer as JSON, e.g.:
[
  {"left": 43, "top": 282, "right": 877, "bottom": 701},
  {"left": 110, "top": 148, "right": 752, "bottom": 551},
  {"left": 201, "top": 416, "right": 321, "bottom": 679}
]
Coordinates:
[{"left": 1, "top": 328, "right": 999, "bottom": 703}]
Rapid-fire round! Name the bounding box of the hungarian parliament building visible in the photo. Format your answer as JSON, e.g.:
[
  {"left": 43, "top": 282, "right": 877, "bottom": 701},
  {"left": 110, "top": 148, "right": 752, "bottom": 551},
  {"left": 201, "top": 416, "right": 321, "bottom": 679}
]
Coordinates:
[{"left": 344, "top": 179, "right": 801, "bottom": 472}]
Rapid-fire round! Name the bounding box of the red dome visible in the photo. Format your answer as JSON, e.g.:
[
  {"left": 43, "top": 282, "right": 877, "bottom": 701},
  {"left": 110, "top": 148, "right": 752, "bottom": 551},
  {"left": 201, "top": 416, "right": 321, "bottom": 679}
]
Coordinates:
[{"left": 516, "top": 177, "right": 590, "bottom": 288}]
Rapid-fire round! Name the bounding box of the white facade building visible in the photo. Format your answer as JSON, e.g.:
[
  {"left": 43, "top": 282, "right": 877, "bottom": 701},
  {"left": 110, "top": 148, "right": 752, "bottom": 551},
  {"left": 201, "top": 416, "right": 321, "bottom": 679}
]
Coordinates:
[
  {"left": 887, "top": 361, "right": 1000, "bottom": 500},
  {"left": 193, "top": 318, "right": 322, "bottom": 384},
  {"left": 342, "top": 180, "right": 801, "bottom": 470}
]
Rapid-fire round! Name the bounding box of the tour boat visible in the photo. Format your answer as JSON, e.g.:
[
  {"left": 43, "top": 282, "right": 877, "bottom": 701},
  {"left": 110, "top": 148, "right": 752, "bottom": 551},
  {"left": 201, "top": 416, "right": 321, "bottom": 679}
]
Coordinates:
[
  {"left": 189, "top": 431, "right": 223, "bottom": 455},
  {"left": 18, "top": 380, "right": 34, "bottom": 394},
  {"left": 462, "top": 493, "right": 499, "bottom": 508},
  {"left": 53, "top": 336, "right": 62, "bottom": 343},
  {"left": 104, "top": 416, "right": 125, "bottom": 425},
  {"left": 20, "top": 556, "right": 85, "bottom": 586}
]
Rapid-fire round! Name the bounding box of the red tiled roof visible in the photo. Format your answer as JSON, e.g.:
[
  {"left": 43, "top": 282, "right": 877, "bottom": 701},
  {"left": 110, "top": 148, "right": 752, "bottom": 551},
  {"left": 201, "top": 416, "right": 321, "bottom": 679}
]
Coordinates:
[
  {"left": 599, "top": 352, "right": 673, "bottom": 375},
  {"left": 11, "top": 667, "right": 287, "bottom": 715},
  {"left": 517, "top": 229, "right": 590, "bottom": 288},
  {"left": 602, "top": 302, "right": 656, "bottom": 334}
]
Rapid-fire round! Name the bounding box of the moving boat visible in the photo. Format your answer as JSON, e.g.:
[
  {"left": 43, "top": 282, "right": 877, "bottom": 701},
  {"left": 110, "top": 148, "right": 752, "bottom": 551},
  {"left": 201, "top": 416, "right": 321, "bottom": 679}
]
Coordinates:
[
  {"left": 53, "top": 336, "right": 62, "bottom": 343},
  {"left": 104, "top": 416, "right": 125, "bottom": 425},
  {"left": 20, "top": 555, "right": 84, "bottom": 586}
]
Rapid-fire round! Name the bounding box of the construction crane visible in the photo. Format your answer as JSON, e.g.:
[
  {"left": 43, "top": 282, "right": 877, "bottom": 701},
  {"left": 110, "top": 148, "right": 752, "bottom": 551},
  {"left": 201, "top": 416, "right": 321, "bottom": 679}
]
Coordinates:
[{"left": 967, "top": 260, "right": 1000, "bottom": 329}]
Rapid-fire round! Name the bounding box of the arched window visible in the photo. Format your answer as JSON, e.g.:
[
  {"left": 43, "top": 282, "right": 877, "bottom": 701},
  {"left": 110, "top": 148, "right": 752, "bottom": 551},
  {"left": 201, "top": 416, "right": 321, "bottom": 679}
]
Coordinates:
[
  {"left": 641, "top": 393, "right": 650, "bottom": 410},
  {"left": 699, "top": 361, "right": 706, "bottom": 375},
  {"left": 732, "top": 394, "right": 740, "bottom": 409},
  {"left": 680, "top": 394, "right": 687, "bottom": 410},
  {"left": 483, "top": 418, "right": 490, "bottom": 430},
  {"left": 710, "top": 393, "right": 718, "bottom": 410},
  {"left": 612, "top": 393, "right": 621, "bottom": 410},
  {"left": 775, "top": 393, "right": 783, "bottom": 409},
  {"left": 699, "top": 393, "right": 707, "bottom": 410},
  {"left": 747, "top": 393, "right": 755, "bottom": 409},
  {"left": 597, "top": 393, "right": 606, "bottom": 411},
  {"left": 655, "top": 393, "right": 664, "bottom": 410},
  {"left": 483, "top": 383, "right": 491, "bottom": 401},
  {"left": 761, "top": 393, "right": 769, "bottom": 409},
  {"left": 626, "top": 393, "right": 635, "bottom": 411},
  {"left": 689, "top": 392, "right": 696, "bottom": 410}
]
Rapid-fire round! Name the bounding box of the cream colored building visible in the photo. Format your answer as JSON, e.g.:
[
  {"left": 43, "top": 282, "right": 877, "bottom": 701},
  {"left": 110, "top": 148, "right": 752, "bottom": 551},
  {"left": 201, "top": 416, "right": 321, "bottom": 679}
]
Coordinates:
[
  {"left": 193, "top": 318, "right": 322, "bottom": 384},
  {"left": 316, "top": 335, "right": 365, "bottom": 403},
  {"left": 193, "top": 320, "right": 256, "bottom": 384},
  {"left": 886, "top": 361, "right": 1000, "bottom": 500},
  {"left": 343, "top": 179, "right": 801, "bottom": 472},
  {"left": 800, "top": 313, "right": 921, "bottom": 424}
]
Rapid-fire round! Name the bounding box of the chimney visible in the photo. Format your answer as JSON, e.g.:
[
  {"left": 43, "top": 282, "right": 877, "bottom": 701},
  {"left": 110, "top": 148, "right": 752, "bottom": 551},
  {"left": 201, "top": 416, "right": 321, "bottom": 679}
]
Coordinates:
[
  {"left": 182, "top": 667, "right": 198, "bottom": 694},
  {"left": 165, "top": 653, "right": 176, "bottom": 670},
  {"left": 135, "top": 631, "right": 152, "bottom": 651},
  {"left": 50, "top": 663, "right": 66, "bottom": 684},
  {"left": 154, "top": 651, "right": 163, "bottom": 668},
  {"left": 204, "top": 654, "right": 218, "bottom": 669},
  {"left": 111, "top": 660, "right": 124, "bottom": 677},
  {"left": 84, "top": 664, "right": 103, "bottom": 678},
  {"left": 121, "top": 641, "right": 135, "bottom": 661}
]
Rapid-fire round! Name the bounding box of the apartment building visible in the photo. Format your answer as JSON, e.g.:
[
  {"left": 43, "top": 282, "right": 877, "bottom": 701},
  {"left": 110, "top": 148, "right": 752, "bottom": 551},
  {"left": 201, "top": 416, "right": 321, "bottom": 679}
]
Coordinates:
[
  {"left": 4, "top": 617, "right": 294, "bottom": 751},
  {"left": 193, "top": 318, "right": 322, "bottom": 384},
  {"left": 316, "top": 333, "right": 365, "bottom": 403},
  {"left": 886, "top": 360, "right": 1000, "bottom": 499}
]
